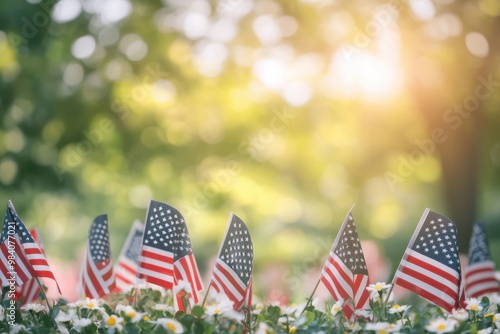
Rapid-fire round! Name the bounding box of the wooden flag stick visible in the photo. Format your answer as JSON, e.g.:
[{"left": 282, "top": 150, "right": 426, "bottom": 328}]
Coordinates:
[
  {"left": 34, "top": 277, "right": 58, "bottom": 329},
  {"left": 201, "top": 284, "right": 212, "bottom": 307},
  {"left": 301, "top": 278, "right": 321, "bottom": 315}
]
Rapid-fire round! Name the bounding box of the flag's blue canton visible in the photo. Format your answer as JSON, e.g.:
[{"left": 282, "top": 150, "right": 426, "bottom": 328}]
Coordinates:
[
  {"left": 1, "top": 205, "right": 35, "bottom": 244},
  {"left": 124, "top": 228, "right": 143, "bottom": 263},
  {"left": 411, "top": 211, "right": 460, "bottom": 270},
  {"left": 144, "top": 201, "right": 193, "bottom": 257},
  {"left": 219, "top": 215, "right": 253, "bottom": 285},
  {"left": 333, "top": 214, "right": 367, "bottom": 275},
  {"left": 468, "top": 223, "right": 491, "bottom": 264},
  {"left": 89, "top": 215, "right": 111, "bottom": 262}
]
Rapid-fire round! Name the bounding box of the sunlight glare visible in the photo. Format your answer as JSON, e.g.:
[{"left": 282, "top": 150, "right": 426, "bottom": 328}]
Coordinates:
[{"left": 327, "top": 51, "right": 402, "bottom": 101}]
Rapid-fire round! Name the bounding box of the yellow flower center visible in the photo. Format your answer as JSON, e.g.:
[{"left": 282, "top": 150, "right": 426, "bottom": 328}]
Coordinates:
[
  {"left": 392, "top": 304, "right": 400, "bottom": 309},
  {"left": 493, "top": 315, "right": 498, "bottom": 322},
  {"left": 437, "top": 323, "right": 446, "bottom": 330},
  {"left": 374, "top": 284, "right": 383, "bottom": 290},
  {"left": 107, "top": 317, "right": 117, "bottom": 326},
  {"left": 167, "top": 323, "right": 177, "bottom": 331},
  {"left": 86, "top": 302, "right": 95, "bottom": 308},
  {"left": 143, "top": 316, "right": 150, "bottom": 321},
  {"left": 126, "top": 311, "right": 136, "bottom": 318},
  {"left": 469, "top": 305, "right": 479, "bottom": 311},
  {"left": 333, "top": 305, "right": 341, "bottom": 312},
  {"left": 214, "top": 308, "right": 222, "bottom": 314}
]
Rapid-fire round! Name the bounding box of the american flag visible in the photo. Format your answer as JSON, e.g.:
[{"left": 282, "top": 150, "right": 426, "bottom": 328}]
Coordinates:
[
  {"left": 137, "top": 200, "right": 203, "bottom": 308},
  {"left": 464, "top": 223, "right": 500, "bottom": 298},
  {"left": 17, "top": 228, "right": 44, "bottom": 305},
  {"left": 79, "top": 214, "right": 115, "bottom": 299},
  {"left": 114, "top": 221, "right": 143, "bottom": 292},
  {"left": 0, "top": 201, "right": 61, "bottom": 294},
  {"left": 209, "top": 213, "right": 253, "bottom": 310},
  {"left": 319, "top": 207, "right": 370, "bottom": 319},
  {"left": 393, "top": 208, "right": 464, "bottom": 313}
]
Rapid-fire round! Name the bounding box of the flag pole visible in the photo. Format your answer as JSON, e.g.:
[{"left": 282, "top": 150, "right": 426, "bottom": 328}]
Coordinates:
[
  {"left": 201, "top": 284, "right": 212, "bottom": 307},
  {"left": 302, "top": 204, "right": 356, "bottom": 315},
  {"left": 301, "top": 278, "right": 321, "bottom": 314},
  {"left": 34, "top": 276, "right": 58, "bottom": 329}
]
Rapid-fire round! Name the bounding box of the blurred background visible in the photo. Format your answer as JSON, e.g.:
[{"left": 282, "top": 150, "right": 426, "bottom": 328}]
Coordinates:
[{"left": 1, "top": 0, "right": 500, "bottom": 302}]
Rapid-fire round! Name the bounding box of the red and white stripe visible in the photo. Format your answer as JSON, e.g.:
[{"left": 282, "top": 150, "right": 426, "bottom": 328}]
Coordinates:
[
  {"left": 210, "top": 259, "right": 248, "bottom": 310},
  {"left": 0, "top": 236, "right": 33, "bottom": 286},
  {"left": 114, "top": 256, "right": 138, "bottom": 292},
  {"left": 321, "top": 252, "right": 369, "bottom": 319},
  {"left": 137, "top": 245, "right": 174, "bottom": 289},
  {"left": 80, "top": 246, "right": 115, "bottom": 299},
  {"left": 17, "top": 228, "right": 44, "bottom": 305},
  {"left": 394, "top": 249, "right": 462, "bottom": 312},
  {"left": 465, "top": 261, "right": 500, "bottom": 298},
  {"left": 174, "top": 253, "right": 203, "bottom": 304}
]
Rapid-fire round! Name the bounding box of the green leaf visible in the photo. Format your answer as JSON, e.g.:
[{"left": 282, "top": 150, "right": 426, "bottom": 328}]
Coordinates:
[{"left": 191, "top": 305, "right": 205, "bottom": 318}]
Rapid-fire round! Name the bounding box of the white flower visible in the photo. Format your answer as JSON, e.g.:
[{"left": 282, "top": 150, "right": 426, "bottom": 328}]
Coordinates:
[
  {"left": 225, "top": 310, "right": 246, "bottom": 322},
  {"left": 365, "top": 322, "right": 401, "bottom": 333},
  {"left": 255, "top": 322, "right": 271, "bottom": 334},
  {"left": 9, "top": 324, "right": 27, "bottom": 334},
  {"left": 156, "top": 318, "right": 184, "bottom": 333},
  {"left": 204, "top": 295, "right": 234, "bottom": 317},
  {"left": 21, "top": 303, "right": 48, "bottom": 313},
  {"left": 425, "top": 317, "right": 457, "bottom": 333},
  {"left": 81, "top": 298, "right": 103, "bottom": 310},
  {"left": 330, "top": 299, "right": 344, "bottom": 316},
  {"left": 450, "top": 308, "right": 469, "bottom": 322},
  {"left": 119, "top": 305, "right": 146, "bottom": 323},
  {"left": 493, "top": 313, "right": 500, "bottom": 328},
  {"left": 466, "top": 298, "right": 483, "bottom": 312},
  {"left": 72, "top": 318, "right": 93, "bottom": 332},
  {"left": 173, "top": 279, "right": 192, "bottom": 295},
  {"left": 55, "top": 309, "right": 78, "bottom": 323},
  {"left": 355, "top": 309, "right": 372, "bottom": 319},
  {"left": 68, "top": 299, "right": 86, "bottom": 308},
  {"left": 388, "top": 304, "right": 410, "bottom": 315},
  {"left": 366, "top": 282, "right": 392, "bottom": 298},
  {"left": 153, "top": 304, "right": 175, "bottom": 313},
  {"left": 478, "top": 328, "right": 493, "bottom": 334},
  {"left": 104, "top": 314, "right": 124, "bottom": 332}
]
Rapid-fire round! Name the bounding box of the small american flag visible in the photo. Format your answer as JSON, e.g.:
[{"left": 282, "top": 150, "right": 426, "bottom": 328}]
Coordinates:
[
  {"left": 320, "top": 207, "right": 370, "bottom": 319},
  {"left": 17, "top": 228, "right": 44, "bottom": 305},
  {"left": 209, "top": 213, "right": 253, "bottom": 310},
  {"left": 137, "top": 200, "right": 203, "bottom": 308},
  {"left": 79, "top": 214, "right": 115, "bottom": 299},
  {"left": 0, "top": 201, "right": 61, "bottom": 294},
  {"left": 393, "top": 208, "right": 464, "bottom": 312},
  {"left": 465, "top": 223, "right": 500, "bottom": 298},
  {"left": 114, "top": 221, "right": 143, "bottom": 292}
]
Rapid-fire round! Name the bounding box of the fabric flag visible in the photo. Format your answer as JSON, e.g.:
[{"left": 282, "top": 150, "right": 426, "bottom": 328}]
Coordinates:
[
  {"left": 17, "top": 228, "right": 44, "bottom": 305},
  {"left": 393, "top": 208, "right": 464, "bottom": 312},
  {"left": 209, "top": 213, "right": 253, "bottom": 310},
  {"left": 114, "top": 220, "right": 144, "bottom": 292},
  {"left": 79, "top": 214, "right": 115, "bottom": 299},
  {"left": 319, "top": 207, "right": 370, "bottom": 319},
  {"left": 136, "top": 200, "right": 203, "bottom": 309},
  {"left": 464, "top": 223, "right": 500, "bottom": 298},
  {"left": 0, "top": 200, "right": 61, "bottom": 294}
]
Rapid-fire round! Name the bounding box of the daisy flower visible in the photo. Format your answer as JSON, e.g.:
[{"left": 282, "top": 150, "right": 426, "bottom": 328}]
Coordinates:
[
  {"left": 330, "top": 299, "right": 344, "bottom": 316},
  {"left": 21, "top": 303, "right": 48, "bottom": 313},
  {"left": 366, "top": 282, "right": 392, "bottom": 298},
  {"left": 156, "top": 318, "right": 184, "bottom": 333},
  {"left": 425, "top": 317, "right": 457, "bottom": 333},
  {"left": 465, "top": 298, "right": 483, "bottom": 312},
  {"left": 104, "top": 314, "right": 124, "bottom": 332}
]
